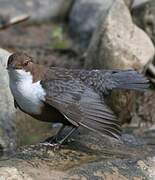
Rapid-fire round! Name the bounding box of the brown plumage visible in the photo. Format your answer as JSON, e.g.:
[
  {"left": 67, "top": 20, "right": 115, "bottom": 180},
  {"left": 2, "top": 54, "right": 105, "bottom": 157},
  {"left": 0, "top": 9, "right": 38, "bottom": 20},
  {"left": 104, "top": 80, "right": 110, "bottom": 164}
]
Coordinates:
[{"left": 7, "top": 53, "right": 149, "bottom": 145}]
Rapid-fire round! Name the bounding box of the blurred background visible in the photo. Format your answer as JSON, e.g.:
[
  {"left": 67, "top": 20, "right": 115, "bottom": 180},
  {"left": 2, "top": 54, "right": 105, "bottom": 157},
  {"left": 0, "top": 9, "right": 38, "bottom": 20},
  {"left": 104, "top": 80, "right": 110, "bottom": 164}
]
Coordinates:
[{"left": 0, "top": 0, "right": 155, "bottom": 161}]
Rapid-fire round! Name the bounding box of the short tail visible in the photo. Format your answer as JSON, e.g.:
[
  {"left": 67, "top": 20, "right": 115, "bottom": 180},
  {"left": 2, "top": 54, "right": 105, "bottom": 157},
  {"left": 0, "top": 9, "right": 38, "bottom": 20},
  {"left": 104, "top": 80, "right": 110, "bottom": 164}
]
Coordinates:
[{"left": 112, "top": 70, "right": 149, "bottom": 91}]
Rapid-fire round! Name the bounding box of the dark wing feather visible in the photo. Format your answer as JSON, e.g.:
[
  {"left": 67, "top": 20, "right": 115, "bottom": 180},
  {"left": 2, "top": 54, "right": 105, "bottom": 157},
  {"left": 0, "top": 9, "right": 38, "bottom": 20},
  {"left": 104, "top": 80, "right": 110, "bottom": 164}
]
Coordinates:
[
  {"left": 77, "top": 88, "right": 121, "bottom": 139},
  {"left": 41, "top": 78, "right": 121, "bottom": 139}
]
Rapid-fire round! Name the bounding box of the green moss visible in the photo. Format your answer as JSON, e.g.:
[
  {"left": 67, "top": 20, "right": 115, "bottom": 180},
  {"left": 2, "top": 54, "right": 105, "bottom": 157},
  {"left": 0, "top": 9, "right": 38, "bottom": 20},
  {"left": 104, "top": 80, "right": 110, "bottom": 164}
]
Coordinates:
[{"left": 49, "top": 24, "right": 71, "bottom": 49}]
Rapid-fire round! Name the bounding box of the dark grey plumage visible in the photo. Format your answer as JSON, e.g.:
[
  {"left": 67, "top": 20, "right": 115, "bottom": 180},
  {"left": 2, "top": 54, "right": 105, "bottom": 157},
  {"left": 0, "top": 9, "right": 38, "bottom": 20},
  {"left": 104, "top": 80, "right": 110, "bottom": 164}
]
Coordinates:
[{"left": 41, "top": 68, "right": 149, "bottom": 140}]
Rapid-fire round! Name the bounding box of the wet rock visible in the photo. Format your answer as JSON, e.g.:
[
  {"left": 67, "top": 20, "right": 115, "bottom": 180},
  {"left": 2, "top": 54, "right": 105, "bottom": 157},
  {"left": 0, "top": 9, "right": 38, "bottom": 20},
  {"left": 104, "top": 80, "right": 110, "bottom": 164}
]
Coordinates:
[
  {"left": 0, "top": 0, "right": 73, "bottom": 22},
  {"left": 69, "top": 159, "right": 155, "bottom": 179},
  {"left": 0, "top": 129, "right": 155, "bottom": 179},
  {"left": 0, "top": 48, "right": 16, "bottom": 150},
  {"left": 84, "top": 0, "right": 154, "bottom": 123}
]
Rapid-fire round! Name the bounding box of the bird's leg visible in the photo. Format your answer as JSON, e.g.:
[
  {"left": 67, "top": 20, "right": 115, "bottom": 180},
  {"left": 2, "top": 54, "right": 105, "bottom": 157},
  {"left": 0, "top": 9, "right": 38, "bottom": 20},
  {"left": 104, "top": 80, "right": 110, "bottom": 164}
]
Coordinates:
[
  {"left": 41, "top": 126, "right": 77, "bottom": 147},
  {"left": 41, "top": 124, "right": 66, "bottom": 144},
  {"left": 57, "top": 126, "right": 77, "bottom": 145}
]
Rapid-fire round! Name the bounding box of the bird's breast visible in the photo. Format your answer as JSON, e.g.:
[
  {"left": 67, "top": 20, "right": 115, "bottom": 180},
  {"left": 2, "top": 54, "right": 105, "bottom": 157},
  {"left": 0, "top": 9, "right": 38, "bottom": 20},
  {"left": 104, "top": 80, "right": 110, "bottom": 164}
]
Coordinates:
[{"left": 10, "top": 79, "right": 46, "bottom": 115}]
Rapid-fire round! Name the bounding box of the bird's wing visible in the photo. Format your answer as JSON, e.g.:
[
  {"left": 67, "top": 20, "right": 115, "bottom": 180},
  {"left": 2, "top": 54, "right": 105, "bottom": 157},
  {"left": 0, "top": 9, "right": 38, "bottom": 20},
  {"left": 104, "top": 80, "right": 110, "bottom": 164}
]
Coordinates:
[{"left": 41, "top": 78, "right": 121, "bottom": 139}]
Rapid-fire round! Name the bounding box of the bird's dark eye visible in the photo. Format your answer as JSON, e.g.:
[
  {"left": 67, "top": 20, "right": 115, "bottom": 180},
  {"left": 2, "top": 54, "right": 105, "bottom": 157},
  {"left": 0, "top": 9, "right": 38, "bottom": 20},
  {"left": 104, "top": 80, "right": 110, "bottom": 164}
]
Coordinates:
[{"left": 23, "top": 61, "right": 29, "bottom": 66}]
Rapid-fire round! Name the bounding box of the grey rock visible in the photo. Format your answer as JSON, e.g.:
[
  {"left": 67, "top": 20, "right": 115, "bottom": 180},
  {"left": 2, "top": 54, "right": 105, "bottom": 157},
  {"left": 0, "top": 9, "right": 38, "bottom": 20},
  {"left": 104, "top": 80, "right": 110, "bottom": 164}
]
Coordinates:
[
  {"left": 132, "top": 0, "right": 155, "bottom": 45},
  {"left": 132, "top": 0, "right": 155, "bottom": 83},
  {"left": 69, "top": 0, "right": 133, "bottom": 50},
  {"left": 0, "top": 0, "right": 73, "bottom": 22},
  {"left": 84, "top": 0, "right": 154, "bottom": 123},
  {"left": 0, "top": 49, "right": 16, "bottom": 150},
  {"left": 124, "top": 0, "right": 134, "bottom": 9},
  {"left": 0, "top": 129, "right": 155, "bottom": 179},
  {"left": 1, "top": 159, "right": 154, "bottom": 180},
  {"left": 69, "top": 0, "right": 115, "bottom": 50},
  {"left": 85, "top": 0, "right": 154, "bottom": 70},
  {"left": 132, "top": 0, "right": 151, "bottom": 7},
  {"left": 0, "top": 167, "right": 32, "bottom": 180},
  {"left": 69, "top": 159, "right": 155, "bottom": 179}
]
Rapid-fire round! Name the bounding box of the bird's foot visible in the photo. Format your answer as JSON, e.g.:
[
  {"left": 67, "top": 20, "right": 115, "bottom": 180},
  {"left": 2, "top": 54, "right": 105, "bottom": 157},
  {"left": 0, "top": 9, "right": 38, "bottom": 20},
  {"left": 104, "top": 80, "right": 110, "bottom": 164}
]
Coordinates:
[
  {"left": 39, "top": 136, "right": 62, "bottom": 149},
  {"left": 39, "top": 141, "right": 61, "bottom": 150},
  {"left": 40, "top": 126, "right": 77, "bottom": 148}
]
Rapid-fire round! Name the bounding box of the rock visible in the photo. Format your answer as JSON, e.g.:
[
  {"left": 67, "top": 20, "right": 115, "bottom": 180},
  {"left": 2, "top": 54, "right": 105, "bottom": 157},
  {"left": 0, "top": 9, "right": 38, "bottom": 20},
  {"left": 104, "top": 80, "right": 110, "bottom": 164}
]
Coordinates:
[
  {"left": 132, "top": 0, "right": 151, "bottom": 8},
  {"left": 124, "top": 0, "right": 134, "bottom": 9},
  {"left": 0, "top": 48, "right": 17, "bottom": 151},
  {"left": 85, "top": 0, "right": 154, "bottom": 70},
  {"left": 134, "top": 90, "right": 155, "bottom": 125},
  {"left": 132, "top": 0, "right": 155, "bottom": 83},
  {"left": 69, "top": 0, "right": 115, "bottom": 50},
  {"left": 69, "top": 0, "right": 133, "bottom": 51},
  {"left": 0, "top": 167, "right": 32, "bottom": 180},
  {"left": 84, "top": 0, "right": 154, "bottom": 123},
  {"left": 0, "top": 129, "right": 155, "bottom": 179},
  {"left": 69, "top": 159, "right": 155, "bottom": 179},
  {"left": 0, "top": 0, "right": 73, "bottom": 22},
  {"left": 132, "top": 0, "right": 155, "bottom": 45}
]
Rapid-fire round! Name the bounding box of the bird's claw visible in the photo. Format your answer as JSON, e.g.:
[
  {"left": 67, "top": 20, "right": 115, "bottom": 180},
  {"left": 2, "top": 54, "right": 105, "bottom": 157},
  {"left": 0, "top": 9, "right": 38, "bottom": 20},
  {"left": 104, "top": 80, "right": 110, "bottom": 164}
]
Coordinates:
[{"left": 39, "top": 142, "right": 61, "bottom": 150}]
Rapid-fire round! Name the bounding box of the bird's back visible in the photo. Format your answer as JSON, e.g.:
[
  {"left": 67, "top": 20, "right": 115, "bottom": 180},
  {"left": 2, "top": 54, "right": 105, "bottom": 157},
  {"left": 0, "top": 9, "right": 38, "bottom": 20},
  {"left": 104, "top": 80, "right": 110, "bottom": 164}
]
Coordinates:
[{"left": 42, "top": 68, "right": 149, "bottom": 97}]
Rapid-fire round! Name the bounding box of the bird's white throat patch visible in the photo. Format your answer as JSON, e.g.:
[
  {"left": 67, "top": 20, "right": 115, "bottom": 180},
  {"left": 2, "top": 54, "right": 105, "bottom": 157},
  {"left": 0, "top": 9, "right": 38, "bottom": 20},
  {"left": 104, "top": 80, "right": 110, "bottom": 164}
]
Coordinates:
[{"left": 9, "top": 69, "right": 46, "bottom": 114}]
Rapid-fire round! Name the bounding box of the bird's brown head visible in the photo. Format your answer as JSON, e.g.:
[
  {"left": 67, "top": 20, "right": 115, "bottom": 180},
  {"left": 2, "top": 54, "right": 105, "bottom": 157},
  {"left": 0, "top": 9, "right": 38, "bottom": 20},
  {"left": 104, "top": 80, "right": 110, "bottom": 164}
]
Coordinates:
[{"left": 7, "top": 52, "right": 33, "bottom": 70}]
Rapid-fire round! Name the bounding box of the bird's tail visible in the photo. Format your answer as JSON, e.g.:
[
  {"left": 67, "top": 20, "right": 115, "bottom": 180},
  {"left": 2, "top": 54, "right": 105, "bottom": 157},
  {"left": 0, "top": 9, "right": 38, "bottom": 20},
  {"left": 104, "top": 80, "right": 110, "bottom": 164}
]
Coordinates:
[{"left": 111, "top": 70, "right": 149, "bottom": 91}]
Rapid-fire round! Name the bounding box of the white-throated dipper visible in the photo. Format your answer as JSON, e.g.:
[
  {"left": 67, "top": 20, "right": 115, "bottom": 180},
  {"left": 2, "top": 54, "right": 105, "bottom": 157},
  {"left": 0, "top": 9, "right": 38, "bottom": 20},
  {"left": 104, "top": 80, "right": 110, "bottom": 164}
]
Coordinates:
[{"left": 7, "top": 52, "right": 149, "bottom": 145}]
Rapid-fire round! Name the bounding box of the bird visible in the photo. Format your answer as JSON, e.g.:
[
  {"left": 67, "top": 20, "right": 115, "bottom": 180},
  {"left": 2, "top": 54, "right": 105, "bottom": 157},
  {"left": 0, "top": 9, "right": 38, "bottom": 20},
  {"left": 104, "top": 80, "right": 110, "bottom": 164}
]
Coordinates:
[{"left": 7, "top": 52, "right": 149, "bottom": 146}]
